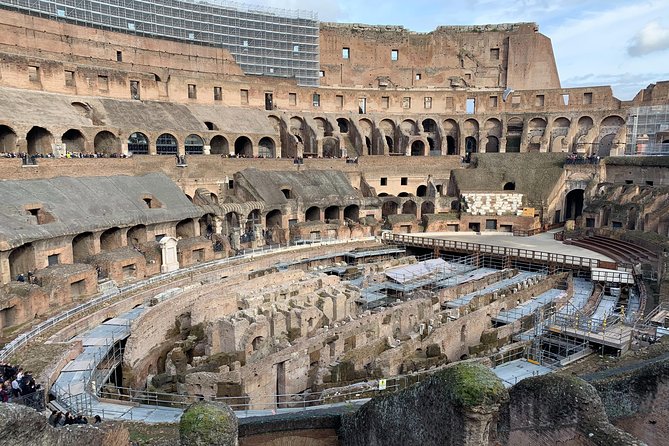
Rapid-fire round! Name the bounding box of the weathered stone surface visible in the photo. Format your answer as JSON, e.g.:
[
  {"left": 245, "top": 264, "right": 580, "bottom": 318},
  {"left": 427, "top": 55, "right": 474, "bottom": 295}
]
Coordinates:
[
  {"left": 180, "top": 401, "right": 238, "bottom": 446},
  {"left": 0, "top": 403, "right": 128, "bottom": 446},
  {"left": 338, "top": 362, "right": 508, "bottom": 446}
]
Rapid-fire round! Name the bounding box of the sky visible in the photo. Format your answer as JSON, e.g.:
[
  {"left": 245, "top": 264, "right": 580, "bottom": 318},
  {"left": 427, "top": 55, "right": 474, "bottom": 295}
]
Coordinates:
[{"left": 254, "top": 0, "right": 669, "bottom": 100}]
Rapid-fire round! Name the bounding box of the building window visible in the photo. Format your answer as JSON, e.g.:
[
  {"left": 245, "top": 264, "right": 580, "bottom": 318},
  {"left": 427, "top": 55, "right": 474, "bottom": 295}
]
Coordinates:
[
  {"left": 47, "top": 254, "right": 60, "bottom": 266},
  {"left": 489, "top": 96, "right": 498, "bottom": 108},
  {"left": 424, "top": 97, "right": 432, "bottom": 109},
  {"left": 116, "top": 50, "right": 123, "bottom": 62},
  {"left": 490, "top": 48, "right": 500, "bottom": 60},
  {"left": 130, "top": 80, "right": 140, "bottom": 100},
  {"left": 415, "top": 73, "right": 422, "bottom": 80},
  {"left": 240, "top": 89, "right": 249, "bottom": 105},
  {"left": 293, "top": 44, "right": 299, "bottom": 53},
  {"left": 511, "top": 95, "right": 521, "bottom": 108},
  {"left": 466, "top": 98, "right": 476, "bottom": 114},
  {"left": 382, "top": 96, "right": 390, "bottom": 109},
  {"left": 319, "top": 70, "right": 325, "bottom": 77},
  {"left": 98, "top": 75, "right": 109, "bottom": 92},
  {"left": 342, "top": 47, "right": 350, "bottom": 59},
  {"left": 380, "top": 177, "right": 387, "bottom": 186},
  {"left": 535, "top": 94, "right": 545, "bottom": 107},
  {"left": 562, "top": 94, "right": 570, "bottom": 105},
  {"left": 391, "top": 49, "right": 399, "bottom": 61},
  {"left": 401, "top": 177, "right": 408, "bottom": 185},
  {"left": 64, "top": 70, "right": 75, "bottom": 87},
  {"left": 312, "top": 93, "right": 321, "bottom": 107},
  {"left": 214, "top": 86, "right": 222, "bottom": 101},
  {"left": 289, "top": 92, "right": 297, "bottom": 106},
  {"left": 402, "top": 97, "right": 411, "bottom": 109},
  {"left": 583, "top": 92, "right": 593, "bottom": 104},
  {"left": 188, "top": 84, "right": 197, "bottom": 99},
  {"left": 445, "top": 97, "right": 454, "bottom": 110},
  {"left": 465, "top": 73, "right": 472, "bottom": 81},
  {"left": 28, "top": 66, "right": 40, "bottom": 82},
  {"left": 336, "top": 94, "right": 344, "bottom": 109}
]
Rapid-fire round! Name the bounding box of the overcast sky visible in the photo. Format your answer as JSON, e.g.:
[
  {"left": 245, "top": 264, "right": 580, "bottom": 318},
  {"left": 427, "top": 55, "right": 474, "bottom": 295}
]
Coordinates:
[{"left": 255, "top": 0, "right": 669, "bottom": 100}]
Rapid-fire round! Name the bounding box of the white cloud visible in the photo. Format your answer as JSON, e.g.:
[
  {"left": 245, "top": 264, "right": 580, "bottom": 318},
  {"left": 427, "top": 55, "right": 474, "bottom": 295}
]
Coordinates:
[{"left": 628, "top": 21, "right": 669, "bottom": 56}]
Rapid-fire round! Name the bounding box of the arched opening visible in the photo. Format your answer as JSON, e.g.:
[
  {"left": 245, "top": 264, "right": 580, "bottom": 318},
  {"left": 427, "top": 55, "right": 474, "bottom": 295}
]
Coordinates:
[
  {"left": 234, "top": 136, "right": 253, "bottom": 157},
  {"left": 503, "top": 182, "right": 516, "bottom": 191},
  {"left": 251, "top": 336, "right": 264, "bottom": 351},
  {"left": 156, "top": 133, "right": 178, "bottom": 155},
  {"left": 446, "top": 136, "right": 457, "bottom": 155},
  {"left": 204, "top": 121, "right": 218, "bottom": 131},
  {"left": 128, "top": 132, "right": 149, "bottom": 155},
  {"left": 0, "top": 125, "right": 17, "bottom": 152},
  {"left": 245, "top": 209, "right": 261, "bottom": 233},
  {"left": 258, "top": 137, "right": 275, "bottom": 158},
  {"left": 421, "top": 201, "right": 435, "bottom": 215},
  {"left": 411, "top": 140, "right": 425, "bottom": 156},
  {"left": 382, "top": 201, "right": 398, "bottom": 218},
  {"left": 94, "top": 131, "right": 121, "bottom": 154},
  {"left": 72, "top": 232, "right": 94, "bottom": 263},
  {"left": 344, "top": 205, "right": 359, "bottom": 221},
  {"left": 402, "top": 200, "right": 417, "bottom": 216},
  {"left": 27, "top": 126, "right": 53, "bottom": 155},
  {"left": 337, "top": 118, "right": 349, "bottom": 133},
  {"left": 127, "top": 225, "right": 148, "bottom": 248},
  {"left": 225, "top": 212, "right": 240, "bottom": 233},
  {"left": 398, "top": 192, "right": 413, "bottom": 198},
  {"left": 324, "top": 206, "right": 339, "bottom": 221},
  {"left": 62, "top": 129, "right": 86, "bottom": 153},
  {"left": 485, "top": 136, "right": 499, "bottom": 153},
  {"left": 184, "top": 134, "right": 204, "bottom": 155},
  {"left": 565, "top": 189, "right": 585, "bottom": 220},
  {"left": 199, "top": 214, "right": 215, "bottom": 238},
  {"left": 597, "top": 134, "right": 615, "bottom": 157},
  {"left": 9, "top": 243, "right": 35, "bottom": 280},
  {"left": 422, "top": 119, "right": 437, "bottom": 133},
  {"left": 416, "top": 185, "right": 427, "bottom": 197},
  {"left": 305, "top": 206, "right": 320, "bottom": 222},
  {"left": 100, "top": 227, "right": 123, "bottom": 251},
  {"left": 210, "top": 135, "right": 229, "bottom": 155},
  {"left": 265, "top": 209, "right": 282, "bottom": 228},
  {"left": 506, "top": 118, "right": 523, "bottom": 153},
  {"left": 323, "top": 137, "right": 340, "bottom": 158},
  {"left": 176, "top": 219, "right": 196, "bottom": 238},
  {"left": 281, "top": 188, "right": 293, "bottom": 199},
  {"left": 465, "top": 136, "right": 477, "bottom": 153}
]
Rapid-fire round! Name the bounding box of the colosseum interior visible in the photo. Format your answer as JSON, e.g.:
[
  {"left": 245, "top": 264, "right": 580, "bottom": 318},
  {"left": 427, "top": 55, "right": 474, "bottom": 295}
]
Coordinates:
[{"left": 0, "top": 0, "right": 668, "bottom": 445}]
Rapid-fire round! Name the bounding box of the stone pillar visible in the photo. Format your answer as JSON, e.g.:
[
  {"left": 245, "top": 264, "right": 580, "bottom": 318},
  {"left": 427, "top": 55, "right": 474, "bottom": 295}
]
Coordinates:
[
  {"left": 251, "top": 224, "right": 264, "bottom": 248},
  {"left": 230, "top": 228, "right": 241, "bottom": 252},
  {"left": 203, "top": 144, "right": 211, "bottom": 155},
  {"left": 213, "top": 216, "right": 223, "bottom": 235},
  {"left": 159, "top": 236, "right": 179, "bottom": 273}
]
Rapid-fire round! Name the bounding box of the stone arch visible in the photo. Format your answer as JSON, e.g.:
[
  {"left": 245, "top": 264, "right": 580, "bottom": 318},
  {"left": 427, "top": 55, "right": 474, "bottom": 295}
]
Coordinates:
[
  {"left": 398, "top": 192, "right": 412, "bottom": 197},
  {"left": 0, "top": 125, "right": 17, "bottom": 152},
  {"left": 94, "top": 130, "right": 121, "bottom": 154},
  {"left": 72, "top": 232, "right": 94, "bottom": 263},
  {"left": 416, "top": 185, "right": 427, "bottom": 197},
  {"left": 323, "top": 137, "right": 340, "bottom": 158},
  {"left": 336, "top": 118, "right": 349, "bottom": 133},
  {"left": 127, "top": 225, "right": 148, "bottom": 247},
  {"left": 401, "top": 119, "right": 418, "bottom": 135},
  {"left": 100, "top": 227, "right": 123, "bottom": 251},
  {"left": 204, "top": 121, "right": 218, "bottom": 131},
  {"left": 245, "top": 209, "right": 261, "bottom": 233},
  {"left": 26, "top": 126, "right": 53, "bottom": 155},
  {"left": 9, "top": 243, "right": 35, "bottom": 280},
  {"left": 411, "top": 140, "right": 425, "bottom": 156},
  {"left": 305, "top": 206, "right": 320, "bottom": 222},
  {"left": 324, "top": 206, "right": 340, "bottom": 221},
  {"left": 234, "top": 136, "right": 253, "bottom": 157},
  {"left": 421, "top": 201, "right": 435, "bottom": 215},
  {"left": 265, "top": 209, "right": 283, "bottom": 228},
  {"left": 382, "top": 201, "right": 398, "bottom": 218},
  {"left": 528, "top": 118, "right": 547, "bottom": 152},
  {"left": 313, "top": 117, "right": 332, "bottom": 137},
  {"left": 344, "top": 205, "right": 359, "bottom": 221},
  {"left": 156, "top": 133, "right": 178, "bottom": 155},
  {"left": 358, "top": 118, "right": 373, "bottom": 136},
  {"left": 62, "top": 129, "right": 86, "bottom": 153},
  {"left": 484, "top": 118, "right": 502, "bottom": 137},
  {"left": 379, "top": 119, "right": 395, "bottom": 135},
  {"left": 199, "top": 213, "right": 215, "bottom": 238},
  {"left": 465, "top": 136, "right": 477, "bottom": 153},
  {"left": 486, "top": 136, "right": 499, "bottom": 153},
  {"left": 290, "top": 116, "right": 304, "bottom": 131},
  {"left": 506, "top": 117, "right": 524, "bottom": 153},
  {"left": 258, "top": 137, "right": 275, "bottom": 158},
  {"left": 210, "top": 135, "right": 229, "bottom": 155},
  {"left": 503, "top": 182, "right": 516, "bottom": 191},
  {"left": 402, "top": 200, "right": 417, "bottom": 216},
  {"left": 601, "top": 115, "right": 625, "bottom": 127},
  {"left": 577, "top": 116, "right": 594, "bottom": 133},
  {"left": 422, "top": 118, "right": 437, "bottom": 133},
  {"left": 225, "top": 212, "right": 241, "bottom": 232},
  {"left": 565, "top": 189, "right": 585, "bottom": 220},
  {"left": 184, "top": 134, "right": 204, "bottom": 155},
  {"left": 267, "top": 115, "right": 281, "bottom": 132},
  {"left": 128, "top": 132, "right": 149, "bottom": 155},
  {"left": 176, "top": 219, "right": 196, "bottom": 238}
]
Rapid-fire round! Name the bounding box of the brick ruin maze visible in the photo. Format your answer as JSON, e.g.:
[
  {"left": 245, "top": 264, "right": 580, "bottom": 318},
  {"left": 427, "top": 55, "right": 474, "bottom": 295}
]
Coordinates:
[{"left": 0, "top": 1, "right": 668, "bottom": 445}]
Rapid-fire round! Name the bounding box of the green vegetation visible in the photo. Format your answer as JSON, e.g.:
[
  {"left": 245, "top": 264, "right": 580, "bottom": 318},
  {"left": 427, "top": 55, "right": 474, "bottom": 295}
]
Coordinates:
[{"left": 439, "top": 362, "right": 507, "bottom": 407}]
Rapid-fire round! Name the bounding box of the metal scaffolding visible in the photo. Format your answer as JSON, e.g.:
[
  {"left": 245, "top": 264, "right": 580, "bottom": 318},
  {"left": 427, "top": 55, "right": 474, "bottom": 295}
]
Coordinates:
[
  {"left": 626, "top": 105, "right": 669, "bottom": 155},
  {"left": 0, "top": 0, "right": 320, "bottom": 86}
]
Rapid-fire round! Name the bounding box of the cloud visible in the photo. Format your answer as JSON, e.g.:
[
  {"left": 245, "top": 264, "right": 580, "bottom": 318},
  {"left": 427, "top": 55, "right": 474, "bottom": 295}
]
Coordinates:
[
  {"left": 562, "top": 71, "right": 669, "bottom": 100},
  {"left": 628, "top": 21, "right": 669, "bottom": 56}
]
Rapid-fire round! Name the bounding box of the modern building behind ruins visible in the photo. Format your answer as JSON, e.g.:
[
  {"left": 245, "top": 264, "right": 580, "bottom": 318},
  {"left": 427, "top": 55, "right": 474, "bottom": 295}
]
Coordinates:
[{"left": 0, "top": 1, "right": 667, "bottom": 444}]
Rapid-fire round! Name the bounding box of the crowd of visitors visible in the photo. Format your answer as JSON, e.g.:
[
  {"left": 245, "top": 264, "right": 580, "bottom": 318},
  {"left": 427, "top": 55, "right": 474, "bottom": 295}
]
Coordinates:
[
  {"left": 0, "top": 151, "right": 131, "bottom": 161},
  {"left": 565, "top": 153, "right": 600, "bottom": 164},
  {"left": 48, "top": 411, "right": 101, "bottom": 426},
  {"left": 0, "top": 362, "right": 42, "bottom": 409}
]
